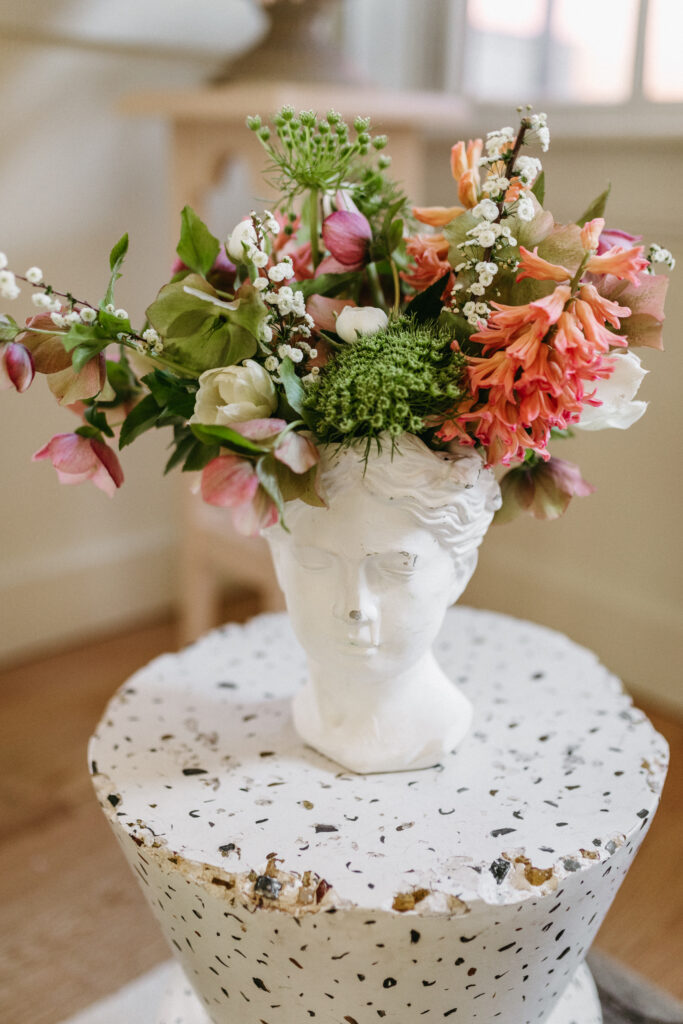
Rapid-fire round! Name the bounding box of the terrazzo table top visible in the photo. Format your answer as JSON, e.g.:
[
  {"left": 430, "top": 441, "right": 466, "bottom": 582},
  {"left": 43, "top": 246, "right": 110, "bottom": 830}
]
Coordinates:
[{"left": 90, "top": 607, "right": 667, "bottom": 915}]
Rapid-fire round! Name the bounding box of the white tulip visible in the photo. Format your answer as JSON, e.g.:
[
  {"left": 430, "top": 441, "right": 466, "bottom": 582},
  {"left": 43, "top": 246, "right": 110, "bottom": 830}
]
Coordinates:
[
  {"left": 576, "top": 350, "right": 648, "bottom": 431},
  {"left": 190, "top": 359, "right": 277, "bottom": 425},
  {"left": 226, "top": 219, "right": 259, "bottom": 263},
  {"left": 335, "top": 305, "right": 388, "bottom": 343}
]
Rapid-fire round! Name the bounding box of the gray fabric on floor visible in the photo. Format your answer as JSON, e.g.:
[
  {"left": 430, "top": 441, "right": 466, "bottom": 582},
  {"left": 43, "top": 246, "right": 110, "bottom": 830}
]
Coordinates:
[{"left": 588, "top": 951, "right": 683, "bottom": 1024}]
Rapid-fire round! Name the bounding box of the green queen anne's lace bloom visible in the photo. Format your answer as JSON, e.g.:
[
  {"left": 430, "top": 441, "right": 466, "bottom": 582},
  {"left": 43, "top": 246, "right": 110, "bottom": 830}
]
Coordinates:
[{"left": 305, "top": 318, "right": 467, "bottom": 447}]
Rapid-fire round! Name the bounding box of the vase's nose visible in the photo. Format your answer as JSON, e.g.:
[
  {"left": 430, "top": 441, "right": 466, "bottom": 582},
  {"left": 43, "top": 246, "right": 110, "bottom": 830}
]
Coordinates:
[{"left": 332, "top": 562, "right": 378, "bottom": 626}]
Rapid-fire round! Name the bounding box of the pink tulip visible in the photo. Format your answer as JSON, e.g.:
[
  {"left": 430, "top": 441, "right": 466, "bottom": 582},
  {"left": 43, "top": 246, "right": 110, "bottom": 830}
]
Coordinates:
[
  {"left": 1, "top": 342, "right": 35, "bottom": 392},
  {"left": 33, "top": 433, "right": 124, "bottom": 497},
  {"left": 321, "top": 210, "right": 372, "bottom": 271}
]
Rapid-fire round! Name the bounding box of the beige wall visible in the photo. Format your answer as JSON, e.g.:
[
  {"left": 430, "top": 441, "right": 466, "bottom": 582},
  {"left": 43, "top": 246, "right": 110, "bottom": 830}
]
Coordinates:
[{"left": 1, "top": 32, "right": 680, "bottom": 712}]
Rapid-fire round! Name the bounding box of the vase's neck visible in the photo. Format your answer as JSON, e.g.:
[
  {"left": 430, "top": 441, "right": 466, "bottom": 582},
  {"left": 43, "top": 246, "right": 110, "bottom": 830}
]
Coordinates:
[{"left": 305, "top": 648, "right": 447, "bottom": 731}]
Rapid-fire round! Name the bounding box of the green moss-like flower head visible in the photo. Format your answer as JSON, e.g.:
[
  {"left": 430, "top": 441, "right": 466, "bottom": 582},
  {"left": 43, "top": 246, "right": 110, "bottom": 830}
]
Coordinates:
[{"left": 305, "top": 317, "right": 467, "bottom": 447}]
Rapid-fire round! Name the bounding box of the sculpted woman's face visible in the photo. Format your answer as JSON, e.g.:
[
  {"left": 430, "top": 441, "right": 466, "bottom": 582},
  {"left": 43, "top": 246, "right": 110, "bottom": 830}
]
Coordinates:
[{"left": 270, "top": 488, "right": 462, "bottom": 677}]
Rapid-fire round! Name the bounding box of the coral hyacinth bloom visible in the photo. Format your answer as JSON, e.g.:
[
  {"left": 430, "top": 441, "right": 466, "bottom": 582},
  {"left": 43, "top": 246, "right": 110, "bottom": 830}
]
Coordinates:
[
  {"left": 413, "top": 205, "right": 463, "bottom": 227},
  {"left": 516, "top": 247, "right": 572, "bottom": 284},
  {"left": 401, "top": 235, "right": 452, "bottom": 292},
  {"left": 585, "top": 245, "right": 649, "bottom": 285}
]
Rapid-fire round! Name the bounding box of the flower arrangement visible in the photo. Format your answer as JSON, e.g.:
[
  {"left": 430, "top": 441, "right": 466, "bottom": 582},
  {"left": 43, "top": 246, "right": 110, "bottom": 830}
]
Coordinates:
[{"left": 0, "top": 107, "right": 673, "bottom": 532}]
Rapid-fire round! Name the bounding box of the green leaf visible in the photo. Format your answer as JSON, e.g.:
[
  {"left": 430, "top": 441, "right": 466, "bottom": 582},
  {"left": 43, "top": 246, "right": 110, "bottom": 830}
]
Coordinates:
[
  {"left": 387, "top": 218, "right": 403, "bottom": 254},
  {"left": 104, "top": 233, "right": 129, "bottom": 307},
  {"left": 256, "top": 454, "right": 286, "bottom": 522},
  {"left": 74, "top": 424, "right": 103, "bottom": 441},
  {"left": 164, "top": 433, "right": 197, "bottom": 474},
  {"left": 71, "top": 344, "right": 105, "bottom": 373},
  {"left": 62, "top": 322, "right": 113, "bottom": 354},
  {"left": 577, "top": 183, "right": 611, "bottom": 227},
  {"left": 106, "top": 358, "right": 137, "bottom": 400},
  {"left": 109, "top": 233, "right": 129, "bottom": 272},
  {"left": 182, "top": 440, "right": 219, "bottom": 472},
  {"left": 531, "top": 170, "right": 545, "bottom": 205},
  {"left": 405, "top": 273, "right": 450, "bottom": 323},
  {"left": 190, "top": 422, "right": 267, "bottom": 455},
  {"left": 296, "top": 273, "right": 357, "bottom": 299},
  {"left": 278, "top": 356, "right": 307, "bottom": 417},
  {"left": 176, "top": 206, "right": 220, "bottom": 277},
  {"left": 98, "top": 308, "right": 132, "bottom": 336},
  {"left": 119, "top": 393, "right": 161, "bottom": 449},
  {"left": 274, "top": 460, "right": 325, "bottom": 508},
  {"left": 0, "top": 315, "right": 20, "bottom": 342},
  {"left": 84, "top": 404, "right": 114, "bottom": 438}
]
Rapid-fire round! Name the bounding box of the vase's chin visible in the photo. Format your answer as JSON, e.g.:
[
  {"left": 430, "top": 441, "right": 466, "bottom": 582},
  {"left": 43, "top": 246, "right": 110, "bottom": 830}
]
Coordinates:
[{"left": 291, "top": 669, "right": 474, "bottom": 774}]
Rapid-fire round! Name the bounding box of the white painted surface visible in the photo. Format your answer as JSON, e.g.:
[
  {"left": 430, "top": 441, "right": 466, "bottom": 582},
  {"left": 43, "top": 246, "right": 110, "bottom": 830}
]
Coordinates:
[{"left": 267, "top": 436, "right": 499, "bottom": 772}]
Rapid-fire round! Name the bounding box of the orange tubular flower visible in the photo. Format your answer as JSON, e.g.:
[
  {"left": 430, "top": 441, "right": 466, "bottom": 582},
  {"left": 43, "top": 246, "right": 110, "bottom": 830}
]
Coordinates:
[
  {"left": 413, "top": 205, "right": 464, "bottom": 227},
  {"left": 401, "top": 235, "right": 452, "bottom": 292},
  {"left": 516, "top": 247, "right": 572, "bottom": 284},
  {"left": 585, "top": 244, "right": 649, "bottom": 285},
  {"left": 451, "top": 138, "right": 483, "bottom": 209},
  {"left": 580, "top": 217, "right": 605, "bottom": 251}
]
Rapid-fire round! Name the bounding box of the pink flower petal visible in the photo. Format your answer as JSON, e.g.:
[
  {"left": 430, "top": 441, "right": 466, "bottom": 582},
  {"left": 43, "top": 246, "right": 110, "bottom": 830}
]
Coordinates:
[
  {"left": 274, "top": 431, "right": 320, "bottom": 474},
  {"left": 201, "top": 454, "right": 259, "bottom": 508},
  {"left": 306, "top": 295, "right": 356, "bottom": 333},
  {"left": 231, "top": 487, "right": 279, "bottom": 536},
  {"left": 3, "top": 342, "right": 35, "bottom": 392},
  {"left": 315, "top": 254, "right": 360, "bottom": 277},
  {"left": 231, "top": 418, "right": 288, "bottom": 441},
  {"left": 321, "top": 210, "right": 372, "bottom": 267},
  {"left": 90, "top": 439, "right": 124, "bottom": 490}
]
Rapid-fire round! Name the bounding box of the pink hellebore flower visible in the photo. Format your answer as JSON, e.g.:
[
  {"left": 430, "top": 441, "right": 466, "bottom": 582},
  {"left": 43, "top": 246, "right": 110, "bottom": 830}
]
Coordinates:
[
  {"left": 496, "top": 457, "right": 594, "bottom": 523},
  {"left": 597, "top": 227, "right": 641, "bottom": 255},
  {"left": 0, "top": 341, "right": 35, "bottom": 392},
  {"left": 33, "top": 433, "right": 124, "bottom": 497},
  {"left": 201, "top": 420, "right": 320, "bottom": 536},
  {"left": 319, "top": 210, "right": 372, "bottom": 275},
  {"left": 201, "top": 454, "right": 277, "bottom": 536}
]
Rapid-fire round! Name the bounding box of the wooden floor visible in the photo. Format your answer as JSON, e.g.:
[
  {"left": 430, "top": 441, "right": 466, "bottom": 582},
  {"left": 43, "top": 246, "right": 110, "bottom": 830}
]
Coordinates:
[{"left": 0, "top": 602, "right": 680, "bottom": 1024}]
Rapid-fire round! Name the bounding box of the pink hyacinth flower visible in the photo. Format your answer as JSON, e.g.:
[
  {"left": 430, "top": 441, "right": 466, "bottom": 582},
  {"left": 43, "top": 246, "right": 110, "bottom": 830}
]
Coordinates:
[
  {"left": 1, "top": 341, "right": 35, "bottom": 392},
  {"left": 33, "top": 433, "right": 124, "bottom": 497},
  {"left": 320, "top": 210, "right": 372, "bottom": 271}
]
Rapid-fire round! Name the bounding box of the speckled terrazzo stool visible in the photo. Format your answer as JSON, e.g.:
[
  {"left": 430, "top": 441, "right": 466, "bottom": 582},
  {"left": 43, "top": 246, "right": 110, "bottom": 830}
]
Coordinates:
[{"left": 89, "top": 608, "right": 668, "bottom": 1024}]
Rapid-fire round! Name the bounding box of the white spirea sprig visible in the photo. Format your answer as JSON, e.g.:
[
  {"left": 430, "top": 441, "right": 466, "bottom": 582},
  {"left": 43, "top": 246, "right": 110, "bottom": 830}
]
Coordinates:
[
  {"left": 648, "top": 243, "right": 675, "bottom": 271},
  {"left": 0, "top": 269, "right": 21, "bottom": 300}
]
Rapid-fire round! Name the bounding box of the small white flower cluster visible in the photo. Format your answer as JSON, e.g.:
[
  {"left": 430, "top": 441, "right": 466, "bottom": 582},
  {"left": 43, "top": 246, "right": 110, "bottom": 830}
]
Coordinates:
[
  {"left": 481, "top": 174, "right": 510, "bottom": 199},
  {"left": 32, "top": 291, "right": 64, "bottom": 313},
  {"left": 141, "top": 327, "right": 164, "bottom": 355},
  {"left": 483, "top": 126, "right": 515, "bottom": 161},
  {"left": 515, "top": 192, "right": 535, "bottom": 222},
  {"left": 514, "top": 154, "right": 542, "bottom": 186},
  {"left": 526, "top": 112, "right": 550, "bottom": 152},
  {"left": 449, "top": 260, "right": 498, "bottom": 324},
  {"left": 226, "top": 209, "right": 280, "bottom": 268},
  {"left": 648, "top": 243, "right": 675, "bottom": 271},
  {"left": 0, "top": 251, "right": 21, "bottom": 300},
  {"left": 461, "top": 218, "right": 518, "bottom": 253},
  {"left": 253, "top": 252, "right": 317, "bottom": 378}
]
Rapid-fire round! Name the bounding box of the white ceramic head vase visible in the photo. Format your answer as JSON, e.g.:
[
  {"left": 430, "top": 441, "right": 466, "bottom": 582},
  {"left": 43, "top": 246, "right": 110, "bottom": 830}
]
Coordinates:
[{"left": 267, "top": 433, "right": 501, "bottom": 773}]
